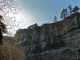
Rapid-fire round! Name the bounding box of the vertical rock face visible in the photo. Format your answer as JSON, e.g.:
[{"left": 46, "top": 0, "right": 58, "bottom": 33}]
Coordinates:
[
  {"left": 14, "top": 29, "right": 32, "bottom": 45},
  {"left": 14, "top": 13, "right": 80, "bottom": 60}
]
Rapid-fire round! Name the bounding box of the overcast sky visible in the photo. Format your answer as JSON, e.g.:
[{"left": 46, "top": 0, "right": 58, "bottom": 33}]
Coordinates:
[{"left": 15, "top": 0, "right": 80, "bottom": 29}]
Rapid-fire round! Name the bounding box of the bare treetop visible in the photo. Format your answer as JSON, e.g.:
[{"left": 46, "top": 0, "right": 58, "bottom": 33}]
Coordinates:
[{"left": 0, "top": 0, "right": 21, "bottom": 36}]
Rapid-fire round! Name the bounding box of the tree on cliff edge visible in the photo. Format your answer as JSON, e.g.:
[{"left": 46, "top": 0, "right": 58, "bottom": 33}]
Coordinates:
[
  {"left": 72, "top": 6, "right": 79, "bottom": 13},
  {"left": 60, "top": 8, "right": 68, "bottom": 19},
  {"left": 60, "top": 5, "right": 80, "bottom": 19},
  {"left": 68, "top": 3, "right": 73, "bottom": 15},
  {"left": 53, "top": 16, "right": 57, "bottom": 23}
]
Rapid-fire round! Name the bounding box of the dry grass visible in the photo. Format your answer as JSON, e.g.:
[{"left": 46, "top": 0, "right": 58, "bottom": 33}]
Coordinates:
[{"left": 0, "top": 40, "right": 26, "bottom": 60}]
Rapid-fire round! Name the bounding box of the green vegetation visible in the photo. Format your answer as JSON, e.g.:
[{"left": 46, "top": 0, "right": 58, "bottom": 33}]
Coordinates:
[
  {"left": 60, "top": 4, "right": 80, "bottom": 19},
  {"left": 73, "top": 6, "right": 79, "bottom": 12},
  {"left": 60, "top": 8, "right": 68, "bottom": 19}
]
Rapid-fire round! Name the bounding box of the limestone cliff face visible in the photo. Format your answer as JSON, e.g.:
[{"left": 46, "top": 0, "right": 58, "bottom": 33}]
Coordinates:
[{"left": 14, "top": 12, "right": 80, "bottom": 60}]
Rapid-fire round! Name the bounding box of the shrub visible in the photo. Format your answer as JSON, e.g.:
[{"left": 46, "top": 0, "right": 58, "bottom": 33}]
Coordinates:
[
  {"left": 0, "top": 40, "right": 26, "bottom": 60},
  {"left": 33, "top": 45, "right": 42, "bottom": 54}
]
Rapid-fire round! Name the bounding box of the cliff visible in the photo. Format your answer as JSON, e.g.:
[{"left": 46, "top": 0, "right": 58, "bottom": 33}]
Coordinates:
[{"left": 14, "top": 12, "right": 80, "bottom": 60}]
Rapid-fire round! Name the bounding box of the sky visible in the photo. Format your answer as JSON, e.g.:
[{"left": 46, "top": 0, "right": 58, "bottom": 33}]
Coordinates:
[{"left": 15, "top": 0, "right": 80, "bottom": 29}]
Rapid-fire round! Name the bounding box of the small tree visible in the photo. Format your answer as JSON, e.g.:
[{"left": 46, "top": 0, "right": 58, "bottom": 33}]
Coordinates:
[
  {"left": 68, "top": 3, "right": 73, "bottom": 15},
  {"left": 72, "top": 6, "right": 79, "bottom": 13},
  {"left": 53, "top": 16, "right": 57, "bottom": 23},
  {"left": 60, "top": 8, "right": 68, "bottom": 19}
]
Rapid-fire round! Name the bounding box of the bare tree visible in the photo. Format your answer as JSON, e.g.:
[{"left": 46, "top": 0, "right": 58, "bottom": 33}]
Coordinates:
[{"left": 0, "top": 0, "right": 20, "bottom": 36}]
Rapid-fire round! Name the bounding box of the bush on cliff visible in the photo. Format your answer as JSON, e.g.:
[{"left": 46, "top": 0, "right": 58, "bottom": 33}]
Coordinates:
[{"left": 33, "top": 46, "right": 42, "bottom": 54}]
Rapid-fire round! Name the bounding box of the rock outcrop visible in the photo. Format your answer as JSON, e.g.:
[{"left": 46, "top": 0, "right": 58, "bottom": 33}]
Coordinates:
[{"left": 14, "top": 12, "right": 80, "bottom": 60}]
